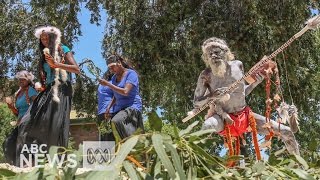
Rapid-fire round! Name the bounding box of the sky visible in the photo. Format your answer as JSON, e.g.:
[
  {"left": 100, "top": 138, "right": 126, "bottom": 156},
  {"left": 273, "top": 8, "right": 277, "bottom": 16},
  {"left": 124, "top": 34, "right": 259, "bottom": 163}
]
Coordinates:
[{"left": 73, "top": 7, "right": 108, "bottom": 76}]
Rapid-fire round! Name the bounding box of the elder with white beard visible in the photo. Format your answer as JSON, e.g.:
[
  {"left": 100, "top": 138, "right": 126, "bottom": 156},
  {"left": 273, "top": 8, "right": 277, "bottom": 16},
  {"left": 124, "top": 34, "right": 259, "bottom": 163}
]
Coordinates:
[{"left": 188, "top": 37, "right": 300, "bottom": 155}]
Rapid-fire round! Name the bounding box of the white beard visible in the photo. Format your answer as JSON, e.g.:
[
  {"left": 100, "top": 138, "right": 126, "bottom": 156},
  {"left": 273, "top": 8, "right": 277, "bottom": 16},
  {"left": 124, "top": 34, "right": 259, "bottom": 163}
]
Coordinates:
[{"left": 209, "top": 60, "right": 226, "bottom": 77}]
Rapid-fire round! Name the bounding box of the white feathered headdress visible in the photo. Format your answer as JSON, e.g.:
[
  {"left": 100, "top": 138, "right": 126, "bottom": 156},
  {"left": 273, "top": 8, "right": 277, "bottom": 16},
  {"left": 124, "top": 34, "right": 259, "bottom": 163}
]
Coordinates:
[
  {"left": 34, "top": 26, "right": 62, "bottom": 40},
  {"left": 34, "top": 26, "right": 67, "bottom": 103}
]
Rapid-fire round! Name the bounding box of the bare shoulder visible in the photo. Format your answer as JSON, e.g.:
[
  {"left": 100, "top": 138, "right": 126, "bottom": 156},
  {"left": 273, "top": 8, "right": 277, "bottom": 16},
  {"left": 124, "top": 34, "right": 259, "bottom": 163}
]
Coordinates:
[
  {"left": 228, "top": 60, "right": 243, "bottom": 66},
  {"left": 197, "top": 68, "right": 212, "bottom": 82},
  {"left": 200, "top": 67, "right": 211, "bottom": 76}
]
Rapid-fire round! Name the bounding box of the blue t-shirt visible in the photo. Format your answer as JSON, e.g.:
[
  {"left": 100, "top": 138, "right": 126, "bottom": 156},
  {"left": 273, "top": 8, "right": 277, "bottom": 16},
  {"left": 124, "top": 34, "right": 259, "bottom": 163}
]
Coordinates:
[
  {"left": 97, "top": 83, "right": 114, "bottom": 115},
  {"left": 111, "top": 69, "right": 142, "bottom": 113},
  {"left": 15, "top": 87, "right": 38, "bottom": 119},
  {"left": 43, "top": 45, "right": 71, "bottom": 85}
]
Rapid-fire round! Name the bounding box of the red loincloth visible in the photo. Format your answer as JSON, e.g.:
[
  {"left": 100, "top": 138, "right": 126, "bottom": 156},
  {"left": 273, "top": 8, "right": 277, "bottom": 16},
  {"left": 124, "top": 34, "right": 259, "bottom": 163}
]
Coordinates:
[{"left": 218, "top": 106, "right": 251, "bottom": 137}]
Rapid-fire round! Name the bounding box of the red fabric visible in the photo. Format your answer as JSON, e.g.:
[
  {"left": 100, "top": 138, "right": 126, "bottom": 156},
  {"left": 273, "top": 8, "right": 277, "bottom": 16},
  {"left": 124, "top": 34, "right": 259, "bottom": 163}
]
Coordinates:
[{"left": 218, "top": 106, "right": 251, "bottom": 137}]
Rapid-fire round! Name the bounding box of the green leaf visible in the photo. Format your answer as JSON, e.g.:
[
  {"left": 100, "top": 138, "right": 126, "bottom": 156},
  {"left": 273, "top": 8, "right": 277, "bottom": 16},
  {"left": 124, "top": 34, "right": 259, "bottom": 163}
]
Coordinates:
[
  {"left": 111, "top": 135, "right": 139, "bottom": 168},
  {"left": 147, "top": 110, "right": 162, "bottom": 132},
  {"left": 152, "top": 134, "right": 176, "bottom": 179},
  {"left": 291, "top": 168, "right": 315, "bottom": 180},
  {"left": 153, "top": 158, "right": 162, "bottom": 179},
  {"left": 278, "top": 158, "right": 292, "bottom": 166},
  {"left": 137, "top": 168, "right": 148, "bottom": 179},
  {"left": 273, "top": 169, "right": 287, "bottom": 178},
  {"left": 48, "top": 146, "right": 60, "bottom": 167},
  {"left": 188, "top": 142, "right": 224, "bottom": 167},
  {"left": 274, "top": 147, "right": 286, "bottom": 156},
  {"left": 84, "top": 168, "right": 119, "bottom": 180},
  {"left": 63, "top": 147, "right": 83, "bottom": 179},
  {"left": 229, "top": 169, "right": 241, "bottom": 177},
  {"left": 179, "top": 121, "right": 199, "bottom": 137},
  {"left": 43, "top": 167, "right": 58, "bottom": 180},
  {"left": 195, "top": 155, "right": 215, "bottom": 177},
  {"left": 252, "top": 161, "right": 265, "bottom": 173},
  {"left": 308, "top": 138, "right": 318, "bottom": 151},
  {"left": 84, "top": 59, "right": 102, "bottom": 79},
  {"left": 294, "top": 154, "right": 309, "bottom": 170},
  {"left": 226, "top": 155, "right": 244, "bottom": 161},
  {"left": 0, "top": 168, "right": 16, "bottom": 177},
  {"left": 265, "top": 175, "right": 276, "bottom": 180},
  {"left": 173, "top": 124, "right": 180, "bottom": 139},
  {"left": 48, "top": 146, "right": 59, "bottom": 157},
  {"left": 268, "top": 153, "right": 281, "bottom": 166},
  {"left": 123, "top": 160, "right": 140, "bottom": 180},
  {"left": 187, "top": 165, "right": 197, "bottom": 180},
  {"left": 189, "top": 129, "right": 215, "bottom": 137},
  {"left": 164, "top": 142, "right": 187, "bottom": 180},
  {"left": 13, "top": 168, "right": 41, "bottom": 180}
]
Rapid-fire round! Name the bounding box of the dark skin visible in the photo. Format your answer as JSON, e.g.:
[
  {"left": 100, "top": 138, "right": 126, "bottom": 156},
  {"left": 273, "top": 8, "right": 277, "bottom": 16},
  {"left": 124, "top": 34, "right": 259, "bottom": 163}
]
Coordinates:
[
  {"left": 40, "top": 33, "right": 80, "bottom": 74},
  {"left": 6, "top": 78, "right": 37, "bottom": 121},
  {"left": 104, "top": 97, "right": 115, "bottom": 119},
  {"left": 98, "top": 63, "right": 134, "bottom": 96},
  {"left": 98, "top": 62, "right": 134, "bottom": 119},
  {"left": 16, "top": 78, "right": 37, "bottom": 102},
  {"left": 7, "top": 79, "right": 37, "bottom": 106}
]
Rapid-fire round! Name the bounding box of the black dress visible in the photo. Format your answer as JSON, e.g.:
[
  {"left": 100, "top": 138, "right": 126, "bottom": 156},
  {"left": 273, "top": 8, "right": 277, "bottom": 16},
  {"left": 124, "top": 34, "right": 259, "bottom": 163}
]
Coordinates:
[{"left": 16, "top": 80, "right": 72, "bottom": 165}]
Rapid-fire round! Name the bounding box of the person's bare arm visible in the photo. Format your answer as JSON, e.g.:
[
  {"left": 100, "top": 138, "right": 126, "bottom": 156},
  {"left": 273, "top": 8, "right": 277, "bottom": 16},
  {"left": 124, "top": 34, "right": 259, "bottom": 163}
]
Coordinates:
[
  {"left": 188, "top": 71, "right": 211, "bottom": 116},
  {"left": 6, "top": 102, "right": 18, "bottom": 116},
  {"left": 44, "top": 52, "right": 80, "bottom": 74},
  {"left": 99, "top": 79, "right": 133, "bottom": 96},
  {"left": 105, "top": 97, "right": 115, "bottom": 119},
  {"left": 245, "top": 75, "right": 264, "bottom": 96},
  {"left": 30, "top": 96, "right": 37, "bottom": 102}
]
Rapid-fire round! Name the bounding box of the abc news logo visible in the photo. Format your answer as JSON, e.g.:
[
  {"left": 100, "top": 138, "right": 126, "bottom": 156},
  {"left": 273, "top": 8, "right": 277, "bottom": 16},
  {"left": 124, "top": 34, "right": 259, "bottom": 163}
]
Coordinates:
[
  {"left": 83, "top": 141, "right": 115, "bottom": 170},
  {"left": 19, "top": 144, "right": 77, "bottom": 168}
]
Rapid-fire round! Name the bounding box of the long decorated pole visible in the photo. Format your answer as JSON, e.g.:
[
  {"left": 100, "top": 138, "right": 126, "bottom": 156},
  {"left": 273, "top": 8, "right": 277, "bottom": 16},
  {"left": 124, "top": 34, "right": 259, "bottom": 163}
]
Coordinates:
[{"left": 182, "top": 15, "right": 320, "bottom": 123}]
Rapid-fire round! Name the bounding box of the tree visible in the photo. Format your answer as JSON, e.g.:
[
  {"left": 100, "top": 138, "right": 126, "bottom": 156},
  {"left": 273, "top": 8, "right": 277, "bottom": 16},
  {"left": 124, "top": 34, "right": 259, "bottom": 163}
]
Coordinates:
[
  {"left": 0, "top": 0, "right": 86, "bottom": 78},
  {"left": 101, "top": 0, "right": 320, "bottom": 153},
  {"left": 0, "top": 104, "right": 16, "bottom": 162},
  {"left": 102, "top": 0, "right": 320, "bottom": 120},
  {"left": 1, "top": 0, "right": 320, "bottom": 160},
  {"left": 0, "top": 0, "right": 99, "bottom": 117}
]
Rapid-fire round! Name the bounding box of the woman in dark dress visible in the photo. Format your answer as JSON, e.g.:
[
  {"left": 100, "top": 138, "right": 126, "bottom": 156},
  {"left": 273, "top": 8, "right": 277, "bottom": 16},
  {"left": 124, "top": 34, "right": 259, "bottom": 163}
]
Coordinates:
[{"left": 16, "top": 26, "right": 80, "bottom": 165}]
